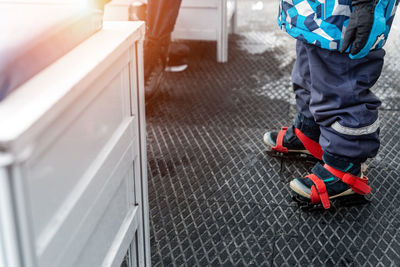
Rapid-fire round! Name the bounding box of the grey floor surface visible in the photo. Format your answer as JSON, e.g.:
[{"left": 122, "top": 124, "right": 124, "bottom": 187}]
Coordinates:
[{"left": 146, "top": 1, "right": 400, "bottom": 266}]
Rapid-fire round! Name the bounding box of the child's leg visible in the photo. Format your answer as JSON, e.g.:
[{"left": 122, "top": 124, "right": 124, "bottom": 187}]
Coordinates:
[
  {"left": 290, "top": 40, "right": 321, "bottom": 144},
  {"left": 305, "top": 43, "right": 384, "bottom": 167},
  {"left": 264, "top": 41, "right": 320, "bottom": 158},
  {"left": 289, "top": 41, "right": 385, "bottom": 209}
]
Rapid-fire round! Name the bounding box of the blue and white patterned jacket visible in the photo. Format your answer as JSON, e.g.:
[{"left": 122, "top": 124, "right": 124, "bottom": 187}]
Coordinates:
[{"left": 278, "top": 0, "right": 399, "bottom": 58}]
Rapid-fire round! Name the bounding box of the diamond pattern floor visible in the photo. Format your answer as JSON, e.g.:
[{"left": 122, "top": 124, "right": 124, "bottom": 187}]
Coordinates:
[{"left": 146, "top": 2, "right": 400, "bottom": 266}]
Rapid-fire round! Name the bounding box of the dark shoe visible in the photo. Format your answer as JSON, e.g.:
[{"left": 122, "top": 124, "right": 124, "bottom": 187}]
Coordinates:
[
  {"left": 264, "top": 113, "right": 322, "bottom": 160},
  {"left": 144, "top": 39, "right": 166, "bottom": 80},
  {"left": 143, "top": 38, "right": 169, "bottom": 101},
  {"left": 144, "top": 59, "right": 164, "bottom": 101},
  {"left": 264, "top": 126, "right": 323, "bottom": 160},
  {"left": 290, "top": 162, "right": 371, "bottom": 209},
  {"left": 264, "top": 126, "right": 308, "bottom": 153},
  {"left": 165, "top": 43, "right": 189, "bottom": 72}
]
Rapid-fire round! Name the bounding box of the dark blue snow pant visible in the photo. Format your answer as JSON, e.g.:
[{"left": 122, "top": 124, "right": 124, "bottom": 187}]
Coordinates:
[
  {"left": 146, "top": 0, "right": 182, "bottom": 43},
  {"left": 292, "top": 40, "right": 385, "bottom": 165}
]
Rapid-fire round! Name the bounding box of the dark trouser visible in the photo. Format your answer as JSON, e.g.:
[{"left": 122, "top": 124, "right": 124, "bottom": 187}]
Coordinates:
[
  {"left": 146, "top": 0, "right": 182, "bottom": 43},
  {"left": 292, "top": 40, "right": 385, "bottom": 164}
]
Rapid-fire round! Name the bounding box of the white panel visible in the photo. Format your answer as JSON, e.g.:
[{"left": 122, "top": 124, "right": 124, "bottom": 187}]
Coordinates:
[
  {"left": 180, "top": 0, "right": 218, "bottom": 8},
  {"left": 26, "top": 66, "right": 129, "bottom": 240},
  {"left": 134, "top": 39, "right": 150, "bottom": 267},
  {"left": 102, "top": 204, "right": 140, "bottom": 267},
  {"left": 0, "top": 22, "right": 144, "bottom": 150},
  {"left": 0, "top": 22, "right": 148, "bottom": 267},
  {"left": 37, "top": 121, "right": 137, "bottom": 267},
  {"left": 172, "top": 8, "right": 218, "bottom": 41},
  {"left": 129, "top": 232, "right": 138, "bottom": 267},
  {"left": 172, "top": 0, "right": 237, "bottom": 62},
  {"left": 104, "top": 0, "right": 132, "bottom": 21},
  {"left": 0, "top": 160, "right": 22, "bottom": 267},
  {"left": 73, "top": 171, "right": 131, "bottom": 267}
]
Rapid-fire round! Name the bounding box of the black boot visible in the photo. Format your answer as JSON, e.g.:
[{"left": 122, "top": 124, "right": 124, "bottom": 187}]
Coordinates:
[{"left": 143, "top": 36, "right": 169, "bottom": 101}]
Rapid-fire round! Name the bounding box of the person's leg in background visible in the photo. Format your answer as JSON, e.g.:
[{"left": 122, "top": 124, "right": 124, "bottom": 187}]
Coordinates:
[
  {"left": 144, "top": 0, "right": 183, "bottom": 100},
  {"left": 146, "top": 0, "right": 182, "bottom": 44}
]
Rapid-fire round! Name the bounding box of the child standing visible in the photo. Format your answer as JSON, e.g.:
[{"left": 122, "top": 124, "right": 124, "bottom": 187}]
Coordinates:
[{"left": 264, "top": 0, "right": 398, "bottom": 209}]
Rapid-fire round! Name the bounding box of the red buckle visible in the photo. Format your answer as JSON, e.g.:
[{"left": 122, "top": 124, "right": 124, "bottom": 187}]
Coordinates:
[
  {"left": 271, "top": 127, "right": 289, "bottom": 153},
  {"left": 310, "top": 185, "right": 320, "bottom": 204},
  {"left": 308, "top": 174, "right": 330, "bottom": 209},
  {"left": 294, "top": 128, "right": 323, "bottom": 160}
]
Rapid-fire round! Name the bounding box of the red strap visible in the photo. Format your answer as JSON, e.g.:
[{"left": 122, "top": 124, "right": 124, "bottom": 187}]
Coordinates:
[
  {"left": 310, "top": 185, "right": 320, "bottom": 204},
  {"left": 324, "top": 164, "right": 371, "bottom": 195},
  {"left": 307, "top": 174, "right": 330, "bottom": 209},
  {"left": 272, "top": 127, "right": 288, "bottom": 153},
  {"left": 294, "top": 128, "right": 323, "bottom": 160}
]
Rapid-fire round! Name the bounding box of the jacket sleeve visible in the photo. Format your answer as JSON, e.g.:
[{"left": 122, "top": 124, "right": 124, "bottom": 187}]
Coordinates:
[{"left": 349, "top": 0, "right": 398, "bottom": 59}]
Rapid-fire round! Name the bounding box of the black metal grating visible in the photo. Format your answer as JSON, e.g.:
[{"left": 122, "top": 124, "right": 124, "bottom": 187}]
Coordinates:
[{"left": 146, "top": 2, "right": 400, "bottom": 265}]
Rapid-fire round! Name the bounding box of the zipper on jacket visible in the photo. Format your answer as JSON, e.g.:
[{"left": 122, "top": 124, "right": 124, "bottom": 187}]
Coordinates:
[{"left": 323, "top": 0, "right": 326, "bottom": 19}]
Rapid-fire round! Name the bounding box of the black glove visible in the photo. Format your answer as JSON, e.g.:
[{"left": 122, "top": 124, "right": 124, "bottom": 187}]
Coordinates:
[{"left": 340, "top": 0, "right": 375, "bottom": 55}]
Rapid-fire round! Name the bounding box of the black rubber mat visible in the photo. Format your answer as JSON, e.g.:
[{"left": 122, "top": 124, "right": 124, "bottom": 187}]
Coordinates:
[{"left": 147, "top": 3, "right": 400, "bottom": 265}]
